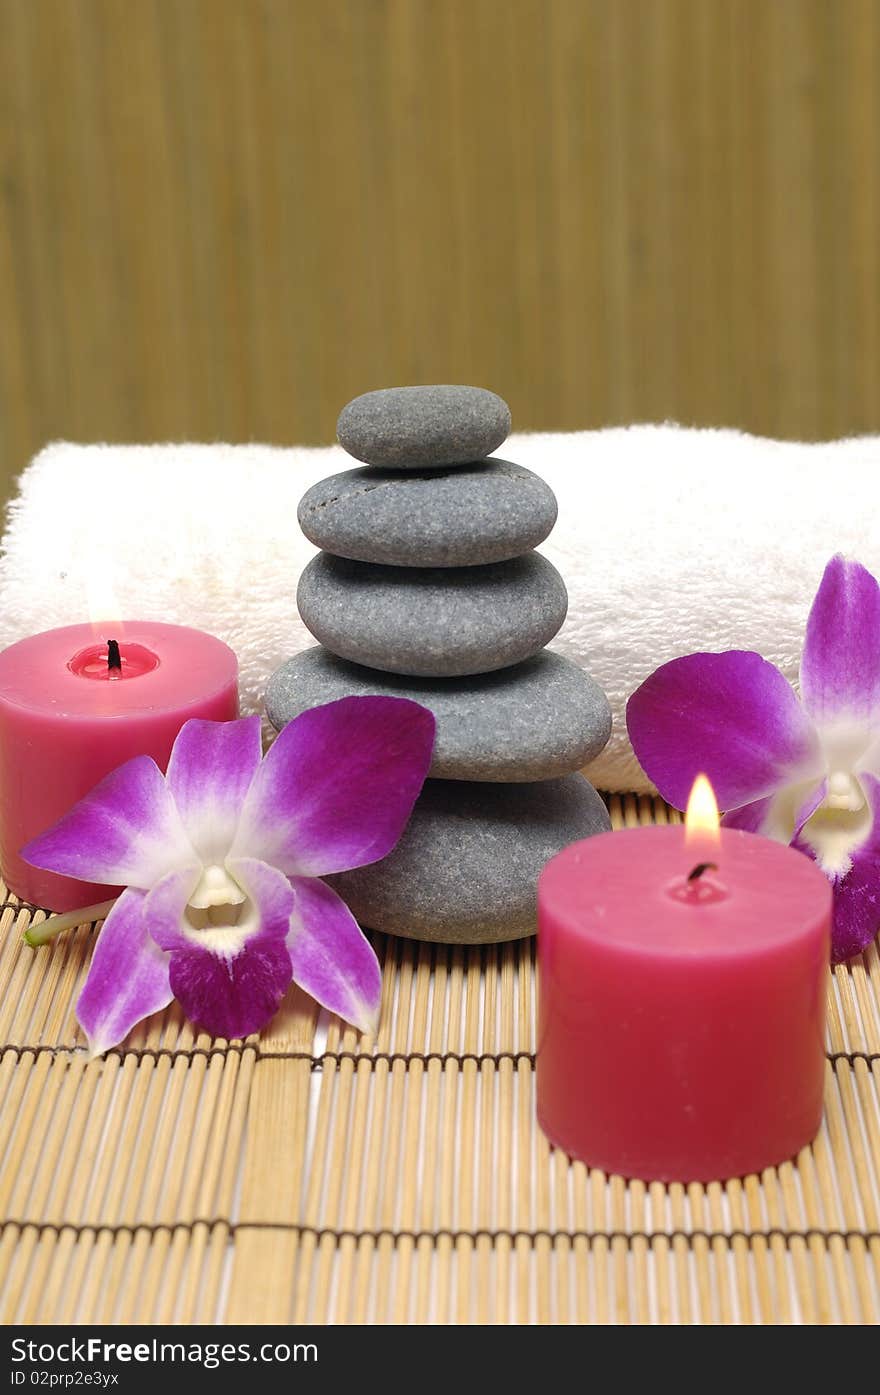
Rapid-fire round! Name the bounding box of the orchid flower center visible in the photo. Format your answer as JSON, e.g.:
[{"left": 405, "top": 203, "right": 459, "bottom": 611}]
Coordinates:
[
  {"left": 183, "top": 864, "right": 258, "bottom": 957},
  {"left": 800, "top": 772, "right": 873, "bottom": 878},
  {"left": 825, "top": 770, "right": 865, "bottom": 812}
]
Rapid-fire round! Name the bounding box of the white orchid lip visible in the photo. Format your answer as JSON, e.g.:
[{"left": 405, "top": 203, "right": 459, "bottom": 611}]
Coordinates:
[
  {"left": 757, "top": 769, "right": 873, "bottom": 879},
  {"left": 800, "top": 776, "right": 873, "bottom": 878},
  {"left": 181, "top": 864, "right": 258, "bottom": 956}
]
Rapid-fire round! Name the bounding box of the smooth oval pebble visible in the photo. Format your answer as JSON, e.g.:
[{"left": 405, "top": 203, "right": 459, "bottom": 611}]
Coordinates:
[
  {"left": 297, "top": 460, "right": 557, "bottom": 567},
  {"left": 337, "top": 385, "right": 511, "bottom": 469},
  {"left": 327, "top": 775, "right": 611, "bottom": 943},
  {"left": 296, "top": 552, "right": 568, "bottom": 677},
  {"left": 266, "top": 647, "right": 611, "bottom": 782}
]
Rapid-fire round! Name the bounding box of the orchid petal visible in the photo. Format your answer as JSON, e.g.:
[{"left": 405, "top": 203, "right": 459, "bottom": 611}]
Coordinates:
[
  {"left": 225, "top": 857, "right": 297, "bottom": 939},
  {"left": 794, "top": 780, "right": 828, "bottom": 839},
  {"left": 288, "top": 876, "right": 381, "bottom": 1034},
  {"left": 22, "top": 756, "right": 197, "bottom": 890},
  {"left": 169, "top": 940, "right": 292, "bottom": 1040},
  {"left": 143, "top": 866, "right": 202, "bottom": 951},
  {"left": 794, "top": 773, "right": 880, "bottom": 962},
  {"left": 627, "top": 652, "right": 821, "bottom": 810},
  {"left": 722, "top": 798, "right": 775, "bottom": 834},
  {"left": 76, "top": 889, "right": 173, "bottom": 1055},
  {"left": 231, "top": 696, "right": 435, "bottom": 876},
  {"left": 165, "top": 717, "right": 262, "bottom": 863},
  {"left": 801, "top": 556, "right": 880, "bottom": 727}
]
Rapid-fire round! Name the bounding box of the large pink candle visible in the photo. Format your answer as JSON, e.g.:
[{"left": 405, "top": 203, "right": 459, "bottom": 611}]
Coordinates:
[
  {"left": 0, "top": 622, "right": 238, "bottom": 911},
  {"left": 537, "top": 781, "right": 831, "bottom": 1183}
]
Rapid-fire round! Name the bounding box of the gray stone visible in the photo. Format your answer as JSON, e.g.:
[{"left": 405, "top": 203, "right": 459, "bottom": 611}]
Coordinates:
[
  {"left": 266, "top": 647, "right": 611, "bottom": 782},
  {"left": 296, "top": 552, "right": 568, "bottom": 677},
  {"left": 328, "top": 775, "right": 611, "bottom": 943},
  {"left": 337, "top": 385, "right": 511, "bottom": 469},
  {"left": 297, "top": 460, "right": 557, "bottom": 568}
]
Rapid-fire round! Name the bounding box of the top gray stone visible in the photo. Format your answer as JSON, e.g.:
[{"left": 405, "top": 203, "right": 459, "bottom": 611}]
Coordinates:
[
  {"left": 297, "top": 460, "right": 557, "bottom": 567},
  {"left": 337, "top": 385, "right": 511, "bottom": 469}
]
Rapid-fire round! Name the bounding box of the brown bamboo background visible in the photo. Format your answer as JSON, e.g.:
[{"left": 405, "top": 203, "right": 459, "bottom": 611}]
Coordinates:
[
  {"left": 1, "top": 794, "right": 878, "bottom": 1325},
  {"left": 2, "top": 0, "right": 880, "bottom": 501}
]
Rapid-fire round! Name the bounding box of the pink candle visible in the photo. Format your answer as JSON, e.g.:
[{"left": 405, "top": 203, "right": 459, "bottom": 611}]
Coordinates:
[
  {"left": 0, "top": 622, "right": 238, "bottom": 911},
  {"left": 537, "top": 780, "right": 831, "bottom": 1183}
]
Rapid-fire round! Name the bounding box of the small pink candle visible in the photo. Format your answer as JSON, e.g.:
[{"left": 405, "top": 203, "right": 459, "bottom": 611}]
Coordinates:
[
  {"left": 0, "top": 622, "right": 238, "bottom": 911},
  {"left": 537, "top": 778, "right": 831, "bottom": 1183}
]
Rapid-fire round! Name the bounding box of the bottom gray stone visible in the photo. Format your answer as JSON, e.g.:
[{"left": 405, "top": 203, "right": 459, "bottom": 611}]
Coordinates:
[{"left": 327, "top": 774, "right": 610, "bottom": 944}]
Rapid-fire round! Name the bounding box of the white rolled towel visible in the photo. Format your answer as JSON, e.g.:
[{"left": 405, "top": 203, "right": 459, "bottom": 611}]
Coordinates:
[{"left": 0, "top": 426, "right": 874, "bottom": 794}]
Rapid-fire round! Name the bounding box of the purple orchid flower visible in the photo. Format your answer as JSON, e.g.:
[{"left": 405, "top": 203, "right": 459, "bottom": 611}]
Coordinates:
[
  {"left": 23, "top": 697, "right": 435, "bottom": 1053},
  {"left": 627, "top": 555, "right": 880, "bottom": 964}
]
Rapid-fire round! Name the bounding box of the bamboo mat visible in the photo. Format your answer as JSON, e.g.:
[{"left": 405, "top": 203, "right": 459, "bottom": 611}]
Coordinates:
[{"left": 0, "top": 793, "right": 878, "bottom": 1326}]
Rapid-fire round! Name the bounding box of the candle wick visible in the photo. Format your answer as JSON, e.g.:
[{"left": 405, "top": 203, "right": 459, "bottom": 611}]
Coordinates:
[
  {"left": 687, "top": 861, "right": 718, "bottom": 883},
  {"left": 107, "top": 639, "right": 122, "bottom": 673}
]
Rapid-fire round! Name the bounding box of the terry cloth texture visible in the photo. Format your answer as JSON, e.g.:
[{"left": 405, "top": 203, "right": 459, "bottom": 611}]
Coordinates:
[{"left": 0, "top": 427, "right": 873, "bottom": 794}]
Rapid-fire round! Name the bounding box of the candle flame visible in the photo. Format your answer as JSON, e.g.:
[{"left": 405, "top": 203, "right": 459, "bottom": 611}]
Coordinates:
[
  {"left": 684, "top": 773, "right": 721, "bottom": 844},
  {"left": 87, "top": 561, "right": 125, "bottom": 640}
]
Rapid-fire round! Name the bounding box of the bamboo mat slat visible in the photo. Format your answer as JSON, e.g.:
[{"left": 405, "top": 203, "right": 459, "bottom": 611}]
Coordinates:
[{"left": 0, "top": 793, "right": 878, "bottom": 1324}]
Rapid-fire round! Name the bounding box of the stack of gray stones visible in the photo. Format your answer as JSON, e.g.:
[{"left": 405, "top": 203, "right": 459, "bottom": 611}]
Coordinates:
[{"left": 266, "top": 385, "right": 612, "bottom": 943}]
